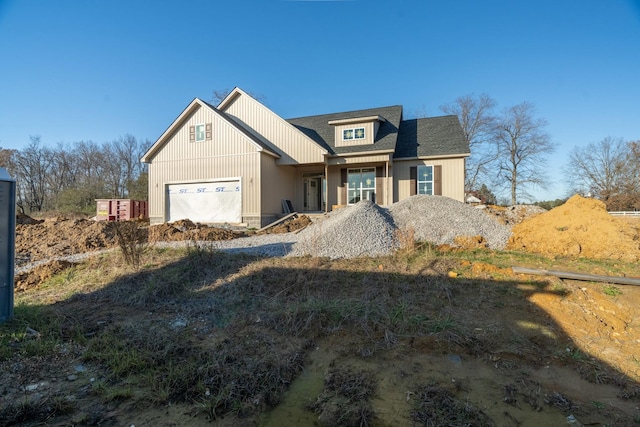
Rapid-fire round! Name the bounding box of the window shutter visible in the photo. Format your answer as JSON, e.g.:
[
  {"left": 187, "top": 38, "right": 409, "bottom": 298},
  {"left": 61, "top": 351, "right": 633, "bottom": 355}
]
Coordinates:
[
  {"left": 341, "top": 169, "right": 348, "bottom": 186},
  {"left": 375, "top": 167, "right": 384, "bottom": 205},
  {"left": 189, "top": 125, "right": 195, "bottom": 142},
  {"left": 205, "top": 123, "right": 212, "bottom": 140},
  {"left": 409, "top": 167, "right": 417, "bottom": 196},
  {"left": 434, "top": 165, "right": 442, "bottom": 196}
]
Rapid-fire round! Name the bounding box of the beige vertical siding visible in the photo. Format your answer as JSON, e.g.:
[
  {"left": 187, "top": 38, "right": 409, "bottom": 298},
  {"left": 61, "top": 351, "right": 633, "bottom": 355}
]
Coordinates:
[
  {"left": 327, "top": 153, "right": 392, "bottom": 165},
  {"left": 333, "top": 122, "right": 375, "bottom": 147},
  {"left": 260, "top": 156, "right": 296, "bottom": 217},
  {"left": 326, "top": 167, "right": 341, "bottom": 208},
  {"left": 146, "top": 104, "right": 264, "bottom": 223},
  {"left": 222, "top": 94, "right": 326, "bottom": 165},
  {"left": 393, "top": 158, "right": 466, "bottom": 202}
]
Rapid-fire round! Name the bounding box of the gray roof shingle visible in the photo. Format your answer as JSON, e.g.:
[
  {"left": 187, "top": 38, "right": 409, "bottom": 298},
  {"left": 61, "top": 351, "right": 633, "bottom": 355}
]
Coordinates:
[
  {"left": 394, "top": 115, "right": 470, "bottom": 159},
  {"left": 287, "top": 106, "right": 468, "bottom": 159},
  {"left": 287, "top": 105, "right": 403, "bottom": 155}
]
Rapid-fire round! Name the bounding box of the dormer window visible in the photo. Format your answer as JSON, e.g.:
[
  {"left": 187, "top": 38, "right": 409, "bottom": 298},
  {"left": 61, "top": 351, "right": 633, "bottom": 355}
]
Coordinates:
[
  {"left": 330, "top": 116, "right": 383, "bottom": 147},
  {"left": 343, "top": 127, "right": 365, "bottom": 141}
]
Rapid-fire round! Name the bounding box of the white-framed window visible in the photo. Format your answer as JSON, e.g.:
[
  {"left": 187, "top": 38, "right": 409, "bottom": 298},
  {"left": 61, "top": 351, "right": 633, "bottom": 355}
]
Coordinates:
[
  {"left": 347, "top": 167, "right": 375, "bottom": 204},
  {"left": 195, "top": 124, "right": 205, "bottom": 142},
  {"left": 342, "top": 127, "right": 365, "bottom": 141},
  {"left": 189, "top": 123, "right": 212, "bottom": 142},
  {"left": 417, "top": 165, "right": 433, "bottom": 195}
]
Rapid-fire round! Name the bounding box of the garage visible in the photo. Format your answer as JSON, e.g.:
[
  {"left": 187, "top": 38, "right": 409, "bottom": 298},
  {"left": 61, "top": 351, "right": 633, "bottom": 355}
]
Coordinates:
[{"left": 166, "top": 180, "right": 241, "bottom": 224}]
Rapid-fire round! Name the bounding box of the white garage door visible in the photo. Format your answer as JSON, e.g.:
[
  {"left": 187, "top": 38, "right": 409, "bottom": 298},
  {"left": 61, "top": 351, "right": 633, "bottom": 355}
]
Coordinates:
[{"left": 167, "top": 180, "right": 241, "bottom": 223}]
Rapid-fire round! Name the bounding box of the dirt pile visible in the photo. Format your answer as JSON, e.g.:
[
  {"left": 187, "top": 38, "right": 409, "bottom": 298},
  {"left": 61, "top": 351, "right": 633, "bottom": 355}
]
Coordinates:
[
  {"left": 260, "top": 215, "right": 312, "bottom": 234},
  {"left": 507, "top": 195, "right": 640, "bottom": 261},
  {"left": 16, "top": 218, "right": 121, "bottom": 263},
  {"left": 14, "top": 260, "right": 74, "bottom": 292},
  {"left": 16, "top": 213, "right": 43, "bottom": 225},
  {"left": 482, "top": 204, "right": 547, "bottom": 225},
  {"left": 148, "top": 219, "right": 244, "bottom": 242}
]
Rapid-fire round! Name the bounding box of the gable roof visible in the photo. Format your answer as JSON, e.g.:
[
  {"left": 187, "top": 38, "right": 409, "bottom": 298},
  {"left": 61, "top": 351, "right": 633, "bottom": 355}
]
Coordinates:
[
  {"left": 218, "top": 87, "right": 328, "bottom": 164},
  {"left": 286, "top": 105, "right": 403, "bottom": 156},
  {"left": 141, "top": 98, "right": 279, "bottom": 163},
  {"left": 394, "top": 115, "right": 470, "bottom": 159}
]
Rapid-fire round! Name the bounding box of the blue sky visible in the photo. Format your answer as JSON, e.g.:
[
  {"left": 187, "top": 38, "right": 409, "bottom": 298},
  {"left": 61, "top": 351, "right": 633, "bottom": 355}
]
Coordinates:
[{"left": 1, "top": 0, "right": 639, "bottom": 201}]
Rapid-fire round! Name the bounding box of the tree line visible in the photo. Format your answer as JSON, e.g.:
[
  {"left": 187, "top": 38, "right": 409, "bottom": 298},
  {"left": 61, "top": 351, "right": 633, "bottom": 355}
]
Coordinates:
[
  {"left": 566, "top": 137, "right": 640, "bottom": 211},
  {"left": 0, "top": 135, "right": 149, "bottom": 215},
  {"left": 2, "top": 94, "right": 637, "bottom": 214},
  {"left": 440, "top": 95, "right": 639, "bottom": 210}
]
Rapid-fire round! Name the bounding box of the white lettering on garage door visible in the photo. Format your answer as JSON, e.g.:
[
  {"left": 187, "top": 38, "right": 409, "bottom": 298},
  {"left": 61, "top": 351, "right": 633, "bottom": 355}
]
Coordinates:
[{"left": 167, "top": 180, "right": 241, "bottom": 223}]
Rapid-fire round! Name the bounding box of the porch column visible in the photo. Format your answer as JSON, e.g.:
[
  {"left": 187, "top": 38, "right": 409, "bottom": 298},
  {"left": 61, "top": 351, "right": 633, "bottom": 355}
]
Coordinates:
[
  {"left": 385, "top": 160, "right": 389, "bottom": 206},
  {"left": 324, "top": 163, "right": 329, "bottom": 213}
]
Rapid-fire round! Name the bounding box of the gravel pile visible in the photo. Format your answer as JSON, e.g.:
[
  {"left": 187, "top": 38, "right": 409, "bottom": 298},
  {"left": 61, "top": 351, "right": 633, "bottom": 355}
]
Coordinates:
[
  {"left": 289, "top": 200, "right": 397, "bottom": 259},
  {"left": 15, "top": 196, "right": 515, "bottom": 272},
  {"left": 388, "top": 195, "right": 512, "bottom": 249}
]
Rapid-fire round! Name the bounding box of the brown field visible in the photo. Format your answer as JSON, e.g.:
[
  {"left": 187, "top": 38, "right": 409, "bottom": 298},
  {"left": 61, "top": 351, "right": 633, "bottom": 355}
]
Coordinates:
[{"left": 3, "top": 197, "right": 640, "bottom": 426}]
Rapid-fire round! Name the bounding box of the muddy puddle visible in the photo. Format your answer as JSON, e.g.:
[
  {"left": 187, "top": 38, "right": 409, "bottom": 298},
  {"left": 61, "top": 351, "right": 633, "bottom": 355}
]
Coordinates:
[{"left": 256, "top": 340, "right": 588, "bottom": 426}]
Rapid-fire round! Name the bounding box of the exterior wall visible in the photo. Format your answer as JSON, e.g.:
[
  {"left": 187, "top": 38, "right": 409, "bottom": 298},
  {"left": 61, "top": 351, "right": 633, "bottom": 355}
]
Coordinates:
[
  {"left": 326, "top": 162, "right": 393, "bottom": 208},
  {"left": 259, "top": 156, "right": 297, "bottom": 227},
  {"left": 221, "top": 94, "right": 326, "bottom": 165},
  {"left": 293, "top": 165, "right": 328, "bottom": 212},
  {"left": 146, "top": 105, "right": 263, "bottom": 224},
  {"left": 327, "top": 153, "right": 392, "bottom": 165},
  {"left": 393, "top": 157, "right": 466, "bottom": 202},
  {"left": 326, "top": 166, "right": 341, "bottom": 208},
  {"left": 333, "top": 122, "right": 375, "bottom": 147}
]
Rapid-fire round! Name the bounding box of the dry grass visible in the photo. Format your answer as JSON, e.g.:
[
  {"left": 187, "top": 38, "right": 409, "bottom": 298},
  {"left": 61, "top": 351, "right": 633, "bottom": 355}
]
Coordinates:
[
  {"left": 4, "top": 245, "right": 640, "bottom": 425},
  {"left": 113, "top": 220, "right": 148, "bottom": 269}
]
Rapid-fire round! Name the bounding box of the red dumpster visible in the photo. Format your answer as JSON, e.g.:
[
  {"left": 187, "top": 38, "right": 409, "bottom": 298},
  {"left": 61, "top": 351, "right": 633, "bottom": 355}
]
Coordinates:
[{"left": 96, "top": 199, "right": 148, "bottom": 221}]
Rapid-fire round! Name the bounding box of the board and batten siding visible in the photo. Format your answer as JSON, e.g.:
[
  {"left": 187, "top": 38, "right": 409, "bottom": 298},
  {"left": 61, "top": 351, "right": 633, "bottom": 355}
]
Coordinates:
[
  {"left": 146, "top": 105, "right": 263, "bottom": 224},
  {"left": 393, "top": 158, "right": 465, "bottom": 202},
  {"left": 221, "top": 94, "right": 326, "bottom": 165},
  {"left": 333, "top": 122, "right": 375, "bottom": 147},
  {"left": 260, "top": 156, "right": 296, "bottom": 223}
]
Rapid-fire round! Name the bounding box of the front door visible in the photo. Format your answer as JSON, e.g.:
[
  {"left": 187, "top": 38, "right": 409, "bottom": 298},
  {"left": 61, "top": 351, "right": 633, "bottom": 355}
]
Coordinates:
[{"left": 303, "top": 176, "right": 323, "bottom": 211}]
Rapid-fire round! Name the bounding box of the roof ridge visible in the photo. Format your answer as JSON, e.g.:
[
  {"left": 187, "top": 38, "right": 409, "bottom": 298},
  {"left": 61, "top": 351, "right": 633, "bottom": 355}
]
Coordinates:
[{"left": 287, "top": 105, "right": 403, "bottom": 121}]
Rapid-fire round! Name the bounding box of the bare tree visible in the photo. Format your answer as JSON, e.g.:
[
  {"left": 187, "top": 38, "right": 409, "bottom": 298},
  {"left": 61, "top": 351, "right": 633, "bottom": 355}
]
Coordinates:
[
  {"left": 566, "top": 137, "right": 640, "bottom": 210},
  {"left": 440, "top": 94, "right": 497, "bottom": 194},
  {"left": 48, "top": 142, "right": 77, "bottom": 196},
  {"left": 210, "top": 88, "right": 266, "bottom": 105},
  {"left": 0, "top": 147, "right": 16, "bottom": 171},
  {"left": 565, "top": 137, "right": 627, "bottom": 199},
  {"left": 211, "top": 88, "right": 234, "bottom": 105},
  {"left": 13, "top": 136, "right": 54, "bottom": 212},
  {"left": 492, "top": 102, "right": 554, "bottom": 205}
]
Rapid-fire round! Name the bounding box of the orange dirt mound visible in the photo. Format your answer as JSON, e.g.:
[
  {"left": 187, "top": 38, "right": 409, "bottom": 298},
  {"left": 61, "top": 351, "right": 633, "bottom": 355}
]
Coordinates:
[{"left": 507, "top": 195, "right": 640, "bottom": 261}]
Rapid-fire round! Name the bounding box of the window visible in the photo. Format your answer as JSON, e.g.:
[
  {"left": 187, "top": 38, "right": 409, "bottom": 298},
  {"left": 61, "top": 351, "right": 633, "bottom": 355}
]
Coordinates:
[
  {"left": 347, "top": 168, "right": 375, "bottom": 204},
  {"left": 417, "top": 165, "right": 433, "bottom": 195},
  {"left": 195, "top": 124, "right": 205, "bottom": 142},
  {"left": 189, "top": 123, "right": 211, "bottom": 142},
  {"left": 343, "top": 127, "right": 365, "bottom": 141}
]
